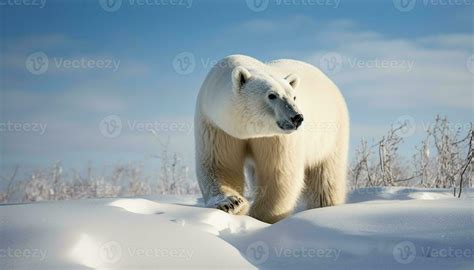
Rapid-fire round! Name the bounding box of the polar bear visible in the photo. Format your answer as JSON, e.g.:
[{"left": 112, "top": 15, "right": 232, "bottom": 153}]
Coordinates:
[{"left": 194, "top": 55, "right": 349, "bottom": 223}]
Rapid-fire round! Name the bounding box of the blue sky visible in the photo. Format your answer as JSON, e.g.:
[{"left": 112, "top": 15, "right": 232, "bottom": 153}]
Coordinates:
[{"left": 0, "top": 0, "right": 472, "bottom": 176}]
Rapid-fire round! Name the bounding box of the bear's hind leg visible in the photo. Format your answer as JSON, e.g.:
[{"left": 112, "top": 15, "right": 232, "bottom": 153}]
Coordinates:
[{"left": 304, "top": 152, "right": 347, "bottom": 209}]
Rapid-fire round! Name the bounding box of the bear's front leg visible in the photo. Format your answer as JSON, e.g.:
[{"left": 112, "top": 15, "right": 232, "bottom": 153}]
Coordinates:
[
  {"left": 195, "top": 119, "right": 249, "bottom": 215},
  {"left": 248, "top": 136, "right": 305, "bottom": 223},
  {"left": 196, "top": 154, "right": 250, "bottom": 215},
  {"left": 205, "top": 189, "right": 249, "bottom": 215}
]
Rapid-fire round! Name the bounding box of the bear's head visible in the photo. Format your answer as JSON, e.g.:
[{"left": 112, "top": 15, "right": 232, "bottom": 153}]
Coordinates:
[{"left": 231, "top": 66, "right": 304, "bottom": 138}]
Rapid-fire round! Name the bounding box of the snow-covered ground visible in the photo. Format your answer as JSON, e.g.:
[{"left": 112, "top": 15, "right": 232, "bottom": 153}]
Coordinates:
[{"left": 1, "top": 187, "right": 473, "bottom": 270}]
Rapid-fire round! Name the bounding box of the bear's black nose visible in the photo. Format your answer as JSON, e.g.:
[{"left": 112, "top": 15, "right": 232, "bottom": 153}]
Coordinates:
[{"left": 291, "top": 114, "right": 304, "bottom": 129}]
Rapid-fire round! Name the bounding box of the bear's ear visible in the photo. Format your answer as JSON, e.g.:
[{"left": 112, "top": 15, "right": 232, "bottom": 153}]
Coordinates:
[
  {"left": 232, "top": 66, "right": 251, "bottom": 93},
  {"left": 285, "top": 74, "right": 299, "bottom": 89}
]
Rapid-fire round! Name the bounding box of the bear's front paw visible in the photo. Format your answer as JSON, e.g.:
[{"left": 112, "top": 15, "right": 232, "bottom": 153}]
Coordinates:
[{"left": 207, "top": 195, "right": 249, "bottom": 215}]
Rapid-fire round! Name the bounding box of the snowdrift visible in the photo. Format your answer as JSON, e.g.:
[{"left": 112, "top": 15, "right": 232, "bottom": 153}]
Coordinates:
[{"left": 1, "top": 188, "right": 473, "bottom": 269}]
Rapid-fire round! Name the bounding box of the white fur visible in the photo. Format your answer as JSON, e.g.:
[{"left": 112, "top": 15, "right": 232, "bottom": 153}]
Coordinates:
[{"left": 195, "top": 55, "right": 349, "bottom": 223}]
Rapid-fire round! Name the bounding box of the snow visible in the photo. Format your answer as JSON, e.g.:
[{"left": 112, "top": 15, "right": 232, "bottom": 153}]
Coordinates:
[{"left": 1, "top": 188, "right": 473, "bottom": 269}]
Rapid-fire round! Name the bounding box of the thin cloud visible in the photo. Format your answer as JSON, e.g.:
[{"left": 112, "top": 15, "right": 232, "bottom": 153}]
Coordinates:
[{"left": 233, "top": 16, "right": 472, "bottom": 109}]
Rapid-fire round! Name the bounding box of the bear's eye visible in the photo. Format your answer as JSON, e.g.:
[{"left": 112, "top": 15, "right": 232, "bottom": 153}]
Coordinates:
[
  {"left": 293, "top": 97, "right": 296, "bottom": 101},
  {"left": 268, "top": 94, "right": 277, "bottom": 100}
]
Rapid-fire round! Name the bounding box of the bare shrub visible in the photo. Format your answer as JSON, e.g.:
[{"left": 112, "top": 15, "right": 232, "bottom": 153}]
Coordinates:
[
  {"left": 350, "top": 115, "right": 473, "bottom": 197},
  {"left": 0, "top": 166, "right": 18, "bottom": 203},
  {"left": 0, "top": 148, "right": 198, "bottom": 204}
]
